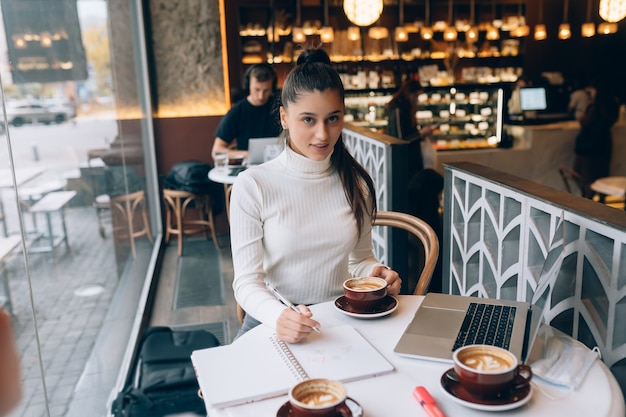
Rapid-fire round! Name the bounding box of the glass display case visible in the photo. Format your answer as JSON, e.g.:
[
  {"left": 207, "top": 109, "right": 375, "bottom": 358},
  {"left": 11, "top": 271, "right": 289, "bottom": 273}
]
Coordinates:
[{"left": 417, "top": 84, "right": 505, "bottom": 151}]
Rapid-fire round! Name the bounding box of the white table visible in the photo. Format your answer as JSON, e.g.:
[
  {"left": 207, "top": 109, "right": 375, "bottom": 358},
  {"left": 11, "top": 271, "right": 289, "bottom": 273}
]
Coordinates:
[
  {"left": 591, "top": 176, "right": 626, "bottom": 210},
  {"left": 207, "top": 167, "right": 239, "bottom": 186},
  {"left": 206, "top": 296, "right": 625, "bottom": 417}
]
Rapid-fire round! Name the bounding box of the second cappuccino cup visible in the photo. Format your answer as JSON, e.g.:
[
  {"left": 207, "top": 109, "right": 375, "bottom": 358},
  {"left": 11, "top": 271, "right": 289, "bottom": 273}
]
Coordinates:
[{"left": 452, "top": 344, "right": 532, "bottom": 399}]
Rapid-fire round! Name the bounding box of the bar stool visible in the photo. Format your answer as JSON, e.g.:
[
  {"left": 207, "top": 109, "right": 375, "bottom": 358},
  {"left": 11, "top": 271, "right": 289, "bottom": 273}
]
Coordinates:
[
  {"left": 110, "top": 190, "right": 153, "bottom": 258},
  {"left": 162, "top": 189, "right": 219, "bottom": 255}
]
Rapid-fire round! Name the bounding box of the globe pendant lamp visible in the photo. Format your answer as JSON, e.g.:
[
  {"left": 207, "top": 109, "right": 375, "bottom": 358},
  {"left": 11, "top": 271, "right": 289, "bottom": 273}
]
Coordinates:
[
  {"left": 344, "top": 0, "right": 384, "bottom": 27},
  {"left": 599, "top": 0, "right": 626, "bottom": 23}
]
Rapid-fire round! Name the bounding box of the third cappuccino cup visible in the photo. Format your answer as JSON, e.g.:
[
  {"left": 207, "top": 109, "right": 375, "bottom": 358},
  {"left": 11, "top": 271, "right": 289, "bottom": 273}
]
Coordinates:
[
  {"left": 452, "top": 344, "right": 532, "bottom": 398},
  {"left": 288, "top": 378, "right": 352, "bottom": 417}
]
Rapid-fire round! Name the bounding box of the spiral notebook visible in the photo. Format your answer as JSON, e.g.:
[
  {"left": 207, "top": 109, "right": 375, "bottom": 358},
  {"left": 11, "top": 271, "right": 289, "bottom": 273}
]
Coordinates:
[{"left": 191, "top": 324, "right": 394, "bottom": 409}]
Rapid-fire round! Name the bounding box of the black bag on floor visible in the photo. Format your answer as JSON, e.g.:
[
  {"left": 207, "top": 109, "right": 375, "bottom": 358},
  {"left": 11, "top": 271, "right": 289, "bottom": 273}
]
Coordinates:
[{"left": 111, "top": 326, "right": 220, "bottom": 417}]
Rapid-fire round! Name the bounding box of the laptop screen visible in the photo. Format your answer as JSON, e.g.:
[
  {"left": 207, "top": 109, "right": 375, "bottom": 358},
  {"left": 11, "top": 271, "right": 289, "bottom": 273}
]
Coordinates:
[{"left": 519, "top": 87, "right": 548, "bottom": 111}]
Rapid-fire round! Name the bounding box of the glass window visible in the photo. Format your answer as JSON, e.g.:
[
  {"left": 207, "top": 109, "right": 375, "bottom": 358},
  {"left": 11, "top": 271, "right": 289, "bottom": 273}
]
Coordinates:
[{"left": 0, "top": 0, "right": 160, "bottom": 415}]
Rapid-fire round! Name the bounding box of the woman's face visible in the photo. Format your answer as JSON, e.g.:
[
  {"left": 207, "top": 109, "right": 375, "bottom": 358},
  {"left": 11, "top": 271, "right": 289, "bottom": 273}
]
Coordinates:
[{"left": 280, "top": 89, "right": 344, "bottom": 161}]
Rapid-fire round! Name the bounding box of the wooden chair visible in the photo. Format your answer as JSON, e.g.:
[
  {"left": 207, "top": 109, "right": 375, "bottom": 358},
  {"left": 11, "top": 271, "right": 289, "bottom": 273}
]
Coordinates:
[
  {"left": 373, "top": 210, "right": 439, "bottom": 296},
  {"left": 559, "top": 166, "right": 587, "bottom": 197},
  {"left": 236, "top": 210, "right": 440, "bottom": 324},
  {"left": 224, "top": 184, "right": 233, "bottom": 223},
  {"left": 162, "top": 189, "right": 219, "bottom": 256},
  {"left": 559, "top": 167, "right": 624, "bottom": 209},
  {"left": 110, "top": 190, "right": 153, "bottom": 258}
]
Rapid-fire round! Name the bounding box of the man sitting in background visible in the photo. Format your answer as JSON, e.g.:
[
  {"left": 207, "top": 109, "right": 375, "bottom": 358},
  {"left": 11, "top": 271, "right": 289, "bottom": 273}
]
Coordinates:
[{"left": 211, "top": 64, "right": 281, "bottom": 160}]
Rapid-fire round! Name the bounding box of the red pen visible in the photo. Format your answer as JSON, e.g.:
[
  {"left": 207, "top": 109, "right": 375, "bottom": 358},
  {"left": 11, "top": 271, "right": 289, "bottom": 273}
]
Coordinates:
[{"left": 413, "top": 386, "right": 447, "bottom": 417}]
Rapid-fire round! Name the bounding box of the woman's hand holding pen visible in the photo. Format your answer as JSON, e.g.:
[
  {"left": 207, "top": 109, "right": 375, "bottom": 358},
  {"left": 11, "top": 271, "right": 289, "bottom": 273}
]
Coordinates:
[
  {"left": 370, "top": 265, "right": 402, "bottom": 296},
  {"left": 276, "top": 305, "right": 321, "bottom": 343}
]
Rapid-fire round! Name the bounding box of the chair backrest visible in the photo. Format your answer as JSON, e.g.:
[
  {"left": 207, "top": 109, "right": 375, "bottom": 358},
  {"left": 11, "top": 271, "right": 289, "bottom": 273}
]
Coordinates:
[
  {"left": 559, "top": 166, "right": 587, "bottom": 197},
  {"left": 373, "top": 210, "right": 439, "bottom": 295}
]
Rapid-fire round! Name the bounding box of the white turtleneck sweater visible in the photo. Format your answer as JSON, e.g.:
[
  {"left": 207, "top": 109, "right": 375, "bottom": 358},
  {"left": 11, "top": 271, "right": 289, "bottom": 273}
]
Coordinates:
[{"left": 230, "top": 146, "right": 381, "bottom": 327}]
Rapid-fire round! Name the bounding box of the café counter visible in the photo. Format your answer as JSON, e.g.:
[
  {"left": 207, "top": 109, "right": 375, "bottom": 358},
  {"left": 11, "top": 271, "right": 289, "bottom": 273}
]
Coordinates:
[{"left": 436, "top": 120, "right": 626, "bottom": 192}]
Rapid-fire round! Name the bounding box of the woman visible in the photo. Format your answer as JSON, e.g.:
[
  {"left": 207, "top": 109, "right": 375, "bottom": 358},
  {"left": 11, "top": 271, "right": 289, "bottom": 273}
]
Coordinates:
[
  {"left": 573, "top": 78, "right": 620, "bottom": 198},
  {"left": 230, "top": 47, "right": 401, "bottom": 343},
  {"left": 385, "top": 78, "right": 437, "bottom": 173}
]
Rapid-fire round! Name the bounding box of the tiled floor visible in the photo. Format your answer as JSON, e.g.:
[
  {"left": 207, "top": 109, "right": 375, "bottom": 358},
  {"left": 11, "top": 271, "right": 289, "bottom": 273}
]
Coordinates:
[{"left": 150, "top": 235, "right": 240, "bottom": 344}]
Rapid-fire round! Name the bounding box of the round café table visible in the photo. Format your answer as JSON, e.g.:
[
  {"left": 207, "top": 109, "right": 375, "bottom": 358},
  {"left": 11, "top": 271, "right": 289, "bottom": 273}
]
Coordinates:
[
  {"left": 203, "top": 295, "right": 625, "bottom": 417},
  {"left": 208, "top": 167, "right": 243, "bottom": 223},
  {"left": 590, "top": 176, "right": 626, "bottom": 210}
]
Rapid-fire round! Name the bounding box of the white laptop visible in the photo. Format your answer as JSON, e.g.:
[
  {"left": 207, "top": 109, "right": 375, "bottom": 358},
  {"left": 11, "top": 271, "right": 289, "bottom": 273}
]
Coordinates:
[
  {"left": 247, "top": 137, "right": 283, "bottom": 166},
  {"left": 394, "top": 216, "right": 564, "bottom": 364}
]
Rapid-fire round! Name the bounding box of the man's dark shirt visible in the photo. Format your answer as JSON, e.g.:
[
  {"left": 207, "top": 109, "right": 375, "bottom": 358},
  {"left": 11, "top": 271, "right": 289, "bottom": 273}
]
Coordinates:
[{"left": 214, "top": 98, "right": 281, "bottom": 150}]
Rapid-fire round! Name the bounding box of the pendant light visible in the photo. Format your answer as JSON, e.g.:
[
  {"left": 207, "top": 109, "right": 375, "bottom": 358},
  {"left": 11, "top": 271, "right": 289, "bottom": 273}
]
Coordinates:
[
  {"left": 558, "top": 0, "right": 571, "bottom": 39},
  {"left": 320, "top": 0, "right": 334, "bottom": 43},
  {"left": 485, "top": 0, "right": 500, "bottom": 40},
  {"left": 421, "top": 0, "right": 434, "bottom": 40},
  {"left": 534, "top": 0, "right": 547, "bottom": 40},
  {"left": 466, "top": 0, "right": 479, "bottom": 42},
  {"left": 598, "top": 21, "right": 618, "bottom": 33},
  {"left": 443, "top": 0, "right": 458, "bottom": 41},
  {"left": 599, "top": 0, "right": 626, "bottom": 23},
  {"left": 395, "top": 0, "right": 409, "bottom": 42},
  {"left": 582, "top": 0, "right": 596, "bottom": 37},
  {"left": 511, "top": 3, "right": 529, "bottom": 37},
  {"left": 347, "top": 26, "right": 361, "bottom": 41},
  {"left": 292, "top": 0, "right": 306, "bottom": 43},
  {"left": 343, "top": 0, "right": 384, "bottom": 27}
]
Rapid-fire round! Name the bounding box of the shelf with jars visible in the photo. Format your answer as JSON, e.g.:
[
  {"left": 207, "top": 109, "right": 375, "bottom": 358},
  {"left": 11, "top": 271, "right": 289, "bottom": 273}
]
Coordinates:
[
  {"left": 417, "top": 84, "right": 505, "bottom": 151},
  {"left": 237, "top": 0, "right": 526, "bottom": 82}
]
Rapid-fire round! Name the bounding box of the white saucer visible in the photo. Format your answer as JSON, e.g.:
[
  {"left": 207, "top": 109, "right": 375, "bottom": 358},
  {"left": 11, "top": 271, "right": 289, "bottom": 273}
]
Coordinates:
[{"left": 333, "top": 295, "right": 398, "bottom": 319}]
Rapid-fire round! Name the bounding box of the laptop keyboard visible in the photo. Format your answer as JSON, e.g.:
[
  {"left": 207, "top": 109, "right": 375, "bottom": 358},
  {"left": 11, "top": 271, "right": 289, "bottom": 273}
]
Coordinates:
[{"left": 452, "top": 303, "right": 516, "bottom": 351}]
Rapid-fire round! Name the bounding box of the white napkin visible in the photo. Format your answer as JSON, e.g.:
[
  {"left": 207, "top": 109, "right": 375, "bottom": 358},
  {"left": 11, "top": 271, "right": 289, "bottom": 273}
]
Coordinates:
[{"left": 531, "top": 334, "right": 601, "bottom": 390}]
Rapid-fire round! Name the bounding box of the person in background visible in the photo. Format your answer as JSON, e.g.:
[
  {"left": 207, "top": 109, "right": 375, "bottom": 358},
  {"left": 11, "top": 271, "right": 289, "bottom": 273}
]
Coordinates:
[
  {"left": 568, "top": 80, "right": 592, "bottom": 120},
  {"left": 507, "top": 75, "right": 529, "bottom": 117},
  {"left": 0, "top": 309, "right": 21, "bottom": 416},
  {"left": 386, "top": 78, "right": 437, "bottom": 143},
  {"left": 573, "top": 77, "right": 621, "bottom": 198},
  {"left": 385, "top": 78, "right": 438, "bottom": 175},
  {"left": 211, "top": 63, "right": 281, "bottom": 160},
  {"left": 230, "top": 47, "right": 401, "bottom": 344}
]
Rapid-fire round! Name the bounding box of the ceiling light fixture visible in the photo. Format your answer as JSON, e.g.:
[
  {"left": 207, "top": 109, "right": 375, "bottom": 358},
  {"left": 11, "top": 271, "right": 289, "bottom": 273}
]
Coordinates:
[
  {"left": 582, "top": 0, "right": 596, "bottom": 37},
  {"left": 421, "top": 0, "right": 433, "bottom": 40},
  {"left": 486, "top": 0, "right": 499, "bottom": 40},
  {"left": 598, "top": 21, "right": 618, "bottom": 33},
  {"left": 343, "top": 0, "right": 383, "bottom": 27},
  {"left": 320, "top": 0, "right": 334, "bottom": 43},
  {"left": 395, "top": 0, "right": 409, "bottom": 42},
  {"left": 292, "top": 0, "right": 306, "bottom": 43},
  {"left": 558, "top": 0, "right": 571, "bottom": 39},
  {"left": 599, "top": 0, "right": 626, "bottom": 22},
  {"left": 443, "top": 0, "right": 458, "bottom": 41},
  {"left": 466, "top": 0, "right": 479, "bottom": 42},
  {"left": 534, "top": 0, "right": 547, "bottom": 40}
]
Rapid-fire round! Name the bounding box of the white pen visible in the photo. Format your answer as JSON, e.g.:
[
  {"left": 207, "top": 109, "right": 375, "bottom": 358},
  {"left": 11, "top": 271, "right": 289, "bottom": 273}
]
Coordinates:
[{"left": 265, "top": 282, "right": 321, "bottom": 333}]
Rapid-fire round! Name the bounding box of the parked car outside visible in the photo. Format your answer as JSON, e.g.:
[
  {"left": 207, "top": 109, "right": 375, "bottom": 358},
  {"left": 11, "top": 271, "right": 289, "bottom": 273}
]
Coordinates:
[{"left": 5, "top": 101, "right": 74, "bottom": 127}]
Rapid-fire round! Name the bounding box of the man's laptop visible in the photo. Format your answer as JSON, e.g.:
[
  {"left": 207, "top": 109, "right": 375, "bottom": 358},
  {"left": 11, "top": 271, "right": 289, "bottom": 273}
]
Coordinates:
[
  {"left": 247, "top": 137, "right": 283, "bottom": 166},
  {"left": 520, "top": 87, "right": 571, "bottom": 124},
  {"left": 394, "top": 216, "right": 564, "bottom": 364}
]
